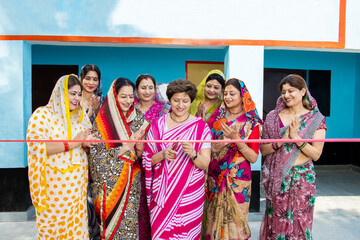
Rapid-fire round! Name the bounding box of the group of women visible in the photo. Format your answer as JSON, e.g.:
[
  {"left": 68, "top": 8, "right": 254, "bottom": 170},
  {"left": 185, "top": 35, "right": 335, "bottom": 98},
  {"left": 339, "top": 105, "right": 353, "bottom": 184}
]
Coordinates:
[{"left": 27, "top": 65, "right": 326, "bottom": 240}]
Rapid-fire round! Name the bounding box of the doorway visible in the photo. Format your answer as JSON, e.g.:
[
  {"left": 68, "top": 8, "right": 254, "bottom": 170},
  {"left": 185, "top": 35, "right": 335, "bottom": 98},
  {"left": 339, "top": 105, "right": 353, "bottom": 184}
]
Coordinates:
[{"left": 32, "top": 65, "right": 79, "bottom": 111}]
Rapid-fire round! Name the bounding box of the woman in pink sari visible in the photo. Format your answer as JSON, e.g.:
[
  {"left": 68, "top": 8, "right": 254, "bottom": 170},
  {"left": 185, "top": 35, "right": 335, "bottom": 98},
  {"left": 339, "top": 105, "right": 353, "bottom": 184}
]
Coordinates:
[
  {"left": 134, "top": 74, "right": 171, "bottom": 240},
  {"left": 143, "top": 79, "right": 212, "bottom": 239}
]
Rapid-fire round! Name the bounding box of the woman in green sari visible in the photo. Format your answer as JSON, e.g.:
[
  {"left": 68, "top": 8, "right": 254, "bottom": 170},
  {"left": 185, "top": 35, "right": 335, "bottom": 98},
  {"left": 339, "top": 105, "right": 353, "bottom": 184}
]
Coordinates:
[{"left": 189, "top": 70, "right": 225, "bottom": 122}]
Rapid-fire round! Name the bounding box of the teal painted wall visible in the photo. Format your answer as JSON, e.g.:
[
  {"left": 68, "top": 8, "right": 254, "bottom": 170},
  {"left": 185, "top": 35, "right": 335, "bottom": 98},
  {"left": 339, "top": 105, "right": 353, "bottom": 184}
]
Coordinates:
[
  {"left": 0, "top": 41, "right": 31, "bottom": 168},
  {"left": 264, "top": 50, "right": 358, "bottom": 138},
  {"left": 32, "top": 45, "right": 226, "bottom": 94}
]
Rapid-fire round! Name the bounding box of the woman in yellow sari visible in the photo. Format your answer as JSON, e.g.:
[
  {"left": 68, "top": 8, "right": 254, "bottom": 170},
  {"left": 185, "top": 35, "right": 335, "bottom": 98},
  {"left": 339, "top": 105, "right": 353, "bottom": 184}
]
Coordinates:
[
  {"left": 189, "top": 70, "right": 225, "bottom": 123},
  {"left": 27, "top": 74, "right": 97, "bottom": 239}
]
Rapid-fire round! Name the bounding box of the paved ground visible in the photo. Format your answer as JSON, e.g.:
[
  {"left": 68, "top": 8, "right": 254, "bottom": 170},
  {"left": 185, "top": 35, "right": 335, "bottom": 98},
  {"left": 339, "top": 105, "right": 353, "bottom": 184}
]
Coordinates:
[{"left": 1, "top": 166, "right": 359, "bottom": 240}]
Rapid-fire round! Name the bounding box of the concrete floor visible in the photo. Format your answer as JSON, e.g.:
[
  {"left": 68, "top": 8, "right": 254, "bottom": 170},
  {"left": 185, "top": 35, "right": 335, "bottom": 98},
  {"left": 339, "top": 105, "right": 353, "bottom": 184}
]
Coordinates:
[{"left": 1, "top": 166, "right": 359, "bottom": 240}]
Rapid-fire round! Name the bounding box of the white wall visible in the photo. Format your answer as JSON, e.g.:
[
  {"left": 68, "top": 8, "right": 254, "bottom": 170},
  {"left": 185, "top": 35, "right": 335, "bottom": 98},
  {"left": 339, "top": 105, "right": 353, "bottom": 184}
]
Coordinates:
[
  {"left": 1, "top": 0, "right": 344, "bottom": 44},
  {"left": 225, "top": 46, "right": 264, "bottom": 171},
  {"left": 345, "top": 0, "right": 360, "bottom": 50}
]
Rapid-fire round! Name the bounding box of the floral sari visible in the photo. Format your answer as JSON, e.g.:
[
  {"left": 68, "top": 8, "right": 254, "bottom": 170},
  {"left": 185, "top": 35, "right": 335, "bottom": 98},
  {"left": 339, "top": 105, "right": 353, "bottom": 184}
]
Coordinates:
[
  {"left": 89, "top": 80, "right": 149, "bottom": 240},
  {"left": 189, "top": 70, "right": 225, "bottom": 122},
  {"left": 27, "top": 75, "right": 91, "bottom": 239},
  {"left": 205, "top": 79, "right": 262, "bottom": 240},
  {"left": 143, "top": 116, "right": 212, "bottom": 239},
  {"left": 259, "top": 95, "right": 326, "bottom": 240}
]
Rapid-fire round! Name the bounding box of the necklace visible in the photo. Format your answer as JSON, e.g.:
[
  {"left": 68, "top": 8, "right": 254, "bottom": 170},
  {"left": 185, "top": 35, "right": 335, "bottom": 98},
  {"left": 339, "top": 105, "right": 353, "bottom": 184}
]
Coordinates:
[
  {"left": 228, "top": 108, "right": 244, "bottom": 115},
  {"left": 170, "top": 113, "right": 190, "bottom": 123}
]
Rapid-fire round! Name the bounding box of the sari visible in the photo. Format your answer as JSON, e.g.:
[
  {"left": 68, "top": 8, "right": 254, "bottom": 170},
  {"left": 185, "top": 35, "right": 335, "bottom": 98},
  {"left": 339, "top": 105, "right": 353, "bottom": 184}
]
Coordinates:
[
  {"left": 143, "top": 115, "right": 212, "bottom": 239},
  {"left": 88, "top": 80, "right": 149, "bottom": 240},
  {"left": 134, "top": 86, "right": 170, "bottom": 240},
  {"left": 85, "top": 78, "right": 105, "bottom": 124},
  {"left": 135, "top": 86, "right": 171, "bottom": 124},
  {"left": 259, "top": 95, "right": 326, "bottom": 240},
  {"left": 189, "top": 70, "right": 225, "bottom": 122},
  {"left": 27, "top": 75, "right": 91, "bottom": 239},
  {"left": 85, "top": 75, "right": 104, "bottom": 240},
  {"left": 205, "top": 79, "right": 262, "bottom": 240}
]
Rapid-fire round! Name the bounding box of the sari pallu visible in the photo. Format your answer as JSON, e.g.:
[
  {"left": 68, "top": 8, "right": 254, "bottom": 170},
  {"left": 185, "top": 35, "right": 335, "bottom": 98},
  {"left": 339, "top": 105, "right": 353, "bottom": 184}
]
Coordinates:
[
  {"left": 259, "top": 96, "right": 326, "bottom": 240},
  {"left": 89, "top": 80, "right": 149, "bottom": 240},
  {"left": 143, "top": 116, "right": 212, "bottom": 240}
]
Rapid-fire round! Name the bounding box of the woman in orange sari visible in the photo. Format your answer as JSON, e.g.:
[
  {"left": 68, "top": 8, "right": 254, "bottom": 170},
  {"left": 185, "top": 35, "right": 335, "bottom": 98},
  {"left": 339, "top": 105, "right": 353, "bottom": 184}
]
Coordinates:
[{"left": 89, "top": 77, "right": 149, "bottom": 240}]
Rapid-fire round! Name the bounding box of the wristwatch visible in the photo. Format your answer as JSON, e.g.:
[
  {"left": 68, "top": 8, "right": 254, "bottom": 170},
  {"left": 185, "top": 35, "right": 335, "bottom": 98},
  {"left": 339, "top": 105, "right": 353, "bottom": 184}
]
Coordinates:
[{"left": 191, "top": 151, "right": 198, "bottom": 161}]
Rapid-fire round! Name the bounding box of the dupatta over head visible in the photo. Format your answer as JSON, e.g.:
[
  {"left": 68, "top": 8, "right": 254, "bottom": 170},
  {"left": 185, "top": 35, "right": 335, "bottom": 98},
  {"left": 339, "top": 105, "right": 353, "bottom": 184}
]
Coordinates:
[
  {"left": 91, "top": 79, "right": 149, "bottom": 240},
  {"left": 260, "top": 90, "right": 325, "bottom": 200},
  {"left": 207, "top": 78, "right": 262, "bottom": 201},
  {"left": 27, "top": 74, "right": 91, "bottom": 213},
  {"left": 189, "top": 69, "right": 225, "bottom": 119}
]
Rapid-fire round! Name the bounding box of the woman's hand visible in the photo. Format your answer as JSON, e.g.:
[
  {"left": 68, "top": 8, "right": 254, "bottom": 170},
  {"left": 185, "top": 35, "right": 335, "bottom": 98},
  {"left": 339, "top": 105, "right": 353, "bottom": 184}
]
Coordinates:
[
  {"left": 91, "top": 94, "right": 101, "bottom": 114},
  {"left": 196, "top": 102, "right": 205, "bottom": 120},
  {"left": 181, "top": 142, "right": 196, "bottom": 159},
  {"left": 82, "top": 131, "right": 100, "bottom": 148},
  {"left": 124, "top": 127, "right": 146, "bottom": 151},
  {"left": 221, "top": 122, "right": 240, "bottom": 140},
  {"left": 289, "top": 116, "right": 300, "bottom": 139},
  {"left": 162, "top": 146, "right": 177, "bottom": 162}
]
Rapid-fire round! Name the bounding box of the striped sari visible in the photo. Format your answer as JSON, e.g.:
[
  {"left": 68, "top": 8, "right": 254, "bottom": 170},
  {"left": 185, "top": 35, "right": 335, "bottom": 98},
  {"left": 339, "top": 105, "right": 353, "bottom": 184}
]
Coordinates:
[{"left": 143, "top": 115, "right": 212, "bottom": 239}]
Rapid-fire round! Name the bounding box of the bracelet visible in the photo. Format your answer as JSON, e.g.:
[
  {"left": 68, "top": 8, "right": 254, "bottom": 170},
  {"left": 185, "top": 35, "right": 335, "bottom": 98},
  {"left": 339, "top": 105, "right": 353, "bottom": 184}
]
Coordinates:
[
  {"left": 298, "top": 142, "right": 307, "bottom": 150},
  {"left": 191, "top": 151, "right": 198, "bottom": 161},
  {"left": 63, "top": 142, "right": 69, "bottom": 152},
  {"left": 239, "top": 144, "right": 249, "bottom": 153},
  {"left": 151, "top": 159, "right": 159, "bottom": 165},
  {"left": 272, "top": 142, "right": 280, "bottom": 151}
]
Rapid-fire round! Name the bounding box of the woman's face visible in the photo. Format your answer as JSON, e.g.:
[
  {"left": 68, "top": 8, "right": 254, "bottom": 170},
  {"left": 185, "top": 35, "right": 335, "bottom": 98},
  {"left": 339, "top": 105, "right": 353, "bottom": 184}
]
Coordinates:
[
  {"left": 204, "top": 79, "right": 222, "bottom": 100},
  {"left": 281, "top": 83, "right": 306, "bottom": 107},
  {"left": 117, "top": 85, "right": 134, "bottom": 113},
  {"left": 68, "top": 85, "right": 82, "bottom": 111},
  {"left": 82, "top": 70, "right": 99, "bottom": 93},
  {"left": 137, "top": 78, "right": 155, "bottom": 103},
  {"left": 223, "top": 85, "right": 242, "bottom": 109},
  {"left": 170, "top": 92, "right": 191, "bottom": 117}
]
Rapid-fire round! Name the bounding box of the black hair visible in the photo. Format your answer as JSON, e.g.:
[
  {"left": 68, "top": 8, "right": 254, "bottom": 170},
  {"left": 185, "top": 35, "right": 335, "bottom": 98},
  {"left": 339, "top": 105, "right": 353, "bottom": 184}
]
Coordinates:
[
  {"left": 80, "top": 64, "right": 101, "bottom": 81},
  {"left": 135, "top": 74, "right": 156, "bottom": 89},
  {"left": 206, "top": 73, "right": 225, "bottom": 89},
  {"left": 114, "top": 77, "right": 135, "bottom": 95},
  {"left": 68, "top": 75, "right": 82, "bottom": 91}
]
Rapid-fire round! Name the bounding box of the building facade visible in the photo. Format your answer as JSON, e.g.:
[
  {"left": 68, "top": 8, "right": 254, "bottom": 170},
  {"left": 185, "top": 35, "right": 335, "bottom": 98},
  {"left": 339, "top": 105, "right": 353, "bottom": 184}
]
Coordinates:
[{"left": 1, "top": 0, "right": 359, "bottom": 217}]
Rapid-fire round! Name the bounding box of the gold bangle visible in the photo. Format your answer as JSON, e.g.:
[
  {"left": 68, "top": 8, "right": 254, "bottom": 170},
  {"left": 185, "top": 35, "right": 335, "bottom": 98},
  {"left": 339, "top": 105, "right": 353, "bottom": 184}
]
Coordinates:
[
  {"left": 298, "top": 142, "right": 307, "bottom": 150},
  {"left": 239, "top": 144, "right": 249, "bottom": 153}
]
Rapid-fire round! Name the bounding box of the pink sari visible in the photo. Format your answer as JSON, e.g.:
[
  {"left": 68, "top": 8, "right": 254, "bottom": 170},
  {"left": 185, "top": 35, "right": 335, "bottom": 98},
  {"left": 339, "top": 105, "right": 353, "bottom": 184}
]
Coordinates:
[{"left": 143, "top": 115, "right": 211, "bottom": 239}]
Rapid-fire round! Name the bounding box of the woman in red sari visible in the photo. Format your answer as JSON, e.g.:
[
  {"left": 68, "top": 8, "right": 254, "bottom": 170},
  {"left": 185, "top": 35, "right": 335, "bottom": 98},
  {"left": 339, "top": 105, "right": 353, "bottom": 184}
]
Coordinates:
[
  {"left": 205, "top": 78, "right": 262, "bottom": 240},
  {"left": 89, "top": 77, "right": 149, "bottom": 240},
  {"left": 142, "top": 79, "right": 212, "bottom": 239}
]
